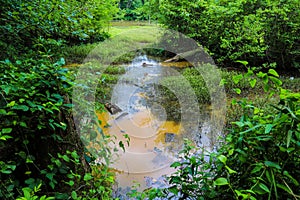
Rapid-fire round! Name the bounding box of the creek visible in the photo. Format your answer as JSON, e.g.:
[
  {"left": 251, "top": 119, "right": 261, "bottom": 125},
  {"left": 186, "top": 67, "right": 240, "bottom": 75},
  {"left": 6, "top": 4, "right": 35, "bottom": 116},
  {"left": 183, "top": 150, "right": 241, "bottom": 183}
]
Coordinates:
[{"left": 96, "top": 55, "right": 224, "bottom": 198}]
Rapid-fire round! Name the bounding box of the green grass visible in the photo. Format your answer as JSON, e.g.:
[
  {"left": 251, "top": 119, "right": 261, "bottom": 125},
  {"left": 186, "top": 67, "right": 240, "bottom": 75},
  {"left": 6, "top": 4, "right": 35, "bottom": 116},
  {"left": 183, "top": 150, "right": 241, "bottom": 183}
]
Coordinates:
[
  {"left": 104, "top": 66, "right": 126, "bottom": 75},
  {"left": 109, "top": 21, "right": 157, "bottom": 37},
  {"left": 282, "top": 77, "right": 300, "bottom": 92},
  {"left": 64, "top": 21, "right": 162, "bottom": 64},
  {"left": 154, "top": 66, "right": 300, "bottom": 122}
]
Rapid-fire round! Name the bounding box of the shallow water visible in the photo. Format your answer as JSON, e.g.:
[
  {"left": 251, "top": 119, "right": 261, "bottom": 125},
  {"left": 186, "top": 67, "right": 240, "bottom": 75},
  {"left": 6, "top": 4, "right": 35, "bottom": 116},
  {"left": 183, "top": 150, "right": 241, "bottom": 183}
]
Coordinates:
[{"left": 96, "top": 55, "right": 223, "bottom": 197}]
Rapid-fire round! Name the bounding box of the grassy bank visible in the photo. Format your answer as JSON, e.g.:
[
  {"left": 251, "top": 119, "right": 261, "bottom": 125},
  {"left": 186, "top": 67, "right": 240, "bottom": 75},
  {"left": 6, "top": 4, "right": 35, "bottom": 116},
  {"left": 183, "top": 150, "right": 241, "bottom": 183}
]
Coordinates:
[
  {"left": 61, "top": 21, "right": 300, "bottom": 199},
  {"left": 63, "top": 21, "right": 161, "bottom": 64}
]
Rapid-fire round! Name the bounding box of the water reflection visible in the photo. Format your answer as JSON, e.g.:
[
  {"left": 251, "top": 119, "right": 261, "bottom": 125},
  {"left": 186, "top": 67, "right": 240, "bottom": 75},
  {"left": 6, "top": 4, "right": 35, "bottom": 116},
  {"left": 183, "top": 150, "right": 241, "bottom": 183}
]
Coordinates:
[{"left": 96, "top": 55, "right": 222, "bottom": 197}]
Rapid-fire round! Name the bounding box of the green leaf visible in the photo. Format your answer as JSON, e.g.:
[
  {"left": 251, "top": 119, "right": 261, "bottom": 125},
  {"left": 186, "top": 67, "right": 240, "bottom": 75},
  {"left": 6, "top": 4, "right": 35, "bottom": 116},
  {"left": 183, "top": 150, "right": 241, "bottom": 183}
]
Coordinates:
[
  {"left": 277, "top": 183, "right": 292, "bottom": 194},
  {"left": 1, "top": 169, "right": 12, "bottom": 174},
  {"left": 71, "top": 151, "right": 79, "bottom": 159},
  {"left": 264, "top": 161, "right": 281, "bottom": 170},
  {"left": 170, "top": 176, "right": 181, "bottom": 184},
  {"left": 26, "top": 157, "right": 33, "bottom": 163},
  {"left": 256, "top": 71, "right": 266, "bottom": 78},
  {"left": 168, "top": 185, "right": 179, "bottom": 195},
  {"left": 233, "top": 121, "right": 244, "bottom": 127},
  {"left": 283, "top": 171, "right": 299, "bottom": 186},
  {"left": 225, "top": 166, "right": 237, "bottom": 174},
  {"left": 20, "top": 122, "right": 27, "bottom": 127},
  {"left": 235, "top": 190, "right": 251, "bottom": 198},
  {"left": 63, "top": 104, "right": 74, "bottom": 108},
  {"left": 231, "top": 99, "right": 237, "bottom": 105},
  {"left": 236, "top": 60, "right": 248, "bottom": 66},
  {"left": 268, "top": 69, "right": 279, "bottom": 77},
  {"left": 22, "top": 187, "right": 31, "bottom": 199},
  {"left": 0, "top": 109, "right": 7, "bottom": 114},
  {"left": 218, "top": 155, "right": 227, "bottom": 164},
  {"left": 269, "top": 76, "right": 282, "bottom": 86},
  {"left": 84, "top": 173, "right": 93, "bottom": 181},
  {"left": 68, "top": 180, "right": 74, "bottom": 186},
  {"left": 233, "top": 74, "right": 244, "bottom": 84},
  {"left": 249, "top": 78, "right": 257, "bottom": 88},
  {"left": 240, "top": 124, "right": 263, "bottom": 134},
  {"left": 219, "top": 78, "right": 227, "bottom": 86},
  {"left": 7, "top": 164, "right": 16, "bottom": 171},
  {"left": 251, "top": 163, "right": 264, "bottom": 174},
  {"left": 62, "top": 155, "right": 70, "bottom": 162},
  {"left": 287, "top": 130, "right": 292, "bottom": 148},
  {"left": 12, "top": 105, "right": 29, "bottom": 111},
  {"left": 7, "top": 101, "right": 15, "bottom": 107},
  {"left": 214, "top": 177, "right": 228, "bottom": 185},
  {"left": 46, "top": 173, "right": 54, "bottom": 181},
  {"left": 0, "top": 135, "right": 13, "bottom": 140},
  {"left": 26, "top": 100, "right": 36, "bottom": 108},
  {"left": 265, "top": 124, "right": 273, "bottom": 134},
  {"left": 170, "top": 161, "right": 181, "bottom": 168},
  {"left": 259, "top": 183, "right": 270, "bottom": 193},
  {"left": 234, "top": 88, "right": 241, "bottom": 94},
  {"left": 49, "top": 181, "right": 55, "bottom": 189},
  {"left": 2, "top": 128, "right": 12, "bottom": 134}
]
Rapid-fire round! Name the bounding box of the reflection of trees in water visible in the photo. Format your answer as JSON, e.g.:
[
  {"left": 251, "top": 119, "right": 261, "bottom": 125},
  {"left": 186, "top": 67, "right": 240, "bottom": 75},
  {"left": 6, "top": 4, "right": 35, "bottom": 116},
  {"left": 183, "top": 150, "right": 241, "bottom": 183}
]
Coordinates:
[
  {"left": 143, "top": 82, "right": 222, "bottom": 151},
  {"left": 151, "top": 94, "right": 223, "bottom": 152}
]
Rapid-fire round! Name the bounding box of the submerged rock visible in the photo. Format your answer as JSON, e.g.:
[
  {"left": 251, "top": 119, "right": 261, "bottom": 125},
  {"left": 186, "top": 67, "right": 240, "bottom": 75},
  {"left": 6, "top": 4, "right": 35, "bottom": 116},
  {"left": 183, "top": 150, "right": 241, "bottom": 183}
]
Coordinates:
[
  {"left": 165, "top": 133, "right": 176, "bottom": 143},
  {"left": 142, "top": 62, "right": 154, "bottom": 67}
]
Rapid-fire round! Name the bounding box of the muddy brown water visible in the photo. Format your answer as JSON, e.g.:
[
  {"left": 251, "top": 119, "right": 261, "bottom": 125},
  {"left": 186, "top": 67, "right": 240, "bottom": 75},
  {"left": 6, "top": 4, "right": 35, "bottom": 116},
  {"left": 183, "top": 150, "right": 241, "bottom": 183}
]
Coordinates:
[{"left": 95, "top": 55, "right": 224, "bottom": 198}]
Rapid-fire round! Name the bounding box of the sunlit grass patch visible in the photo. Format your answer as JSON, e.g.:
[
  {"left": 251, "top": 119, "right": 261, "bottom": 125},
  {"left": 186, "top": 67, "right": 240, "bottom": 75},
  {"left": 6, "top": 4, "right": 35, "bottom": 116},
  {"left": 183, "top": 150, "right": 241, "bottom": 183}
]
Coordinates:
[
  {"left": 64, "top": 23, "right": 161, "bottom": 64},
  {"left": 109, "top": 26, "right": 161, "bottom": 42},
  {"left": 104, "top": 66, "right": 126, "bottom": 75},
  {"left": 110, "top": 21, "right": 152, "bottom": 27}
]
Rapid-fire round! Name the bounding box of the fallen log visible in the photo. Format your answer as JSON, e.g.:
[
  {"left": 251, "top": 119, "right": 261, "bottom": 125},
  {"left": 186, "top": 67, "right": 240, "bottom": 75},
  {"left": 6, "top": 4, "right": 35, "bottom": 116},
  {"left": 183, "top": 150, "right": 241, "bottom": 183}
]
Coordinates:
[
  {"left": 104, "top": 103, "right": 122, "bottom": 115},
  {"left": 163, "top": 49, "right": 202, "bottom": 63},
  {"left": 163, "top": 48, "right": 213, "bottom": 64}
]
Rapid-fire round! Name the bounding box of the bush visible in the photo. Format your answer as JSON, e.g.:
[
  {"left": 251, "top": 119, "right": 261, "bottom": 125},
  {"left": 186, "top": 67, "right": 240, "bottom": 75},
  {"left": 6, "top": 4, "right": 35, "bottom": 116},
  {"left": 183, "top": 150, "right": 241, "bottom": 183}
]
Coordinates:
[
  {"left": 138, "top": 69, "right": 300, "bottom": 199},
  {"left": 156, "top": 0, "right": 300, "bottom": 70},
  {"left": 0, "top": 57, "right": 116, "bottom": 199},
  {"left": 0, "top": 0, "right": 118, "bottom": 60},
  {"left": 0, "top": 57, "right": 72, "bottom": 198}
]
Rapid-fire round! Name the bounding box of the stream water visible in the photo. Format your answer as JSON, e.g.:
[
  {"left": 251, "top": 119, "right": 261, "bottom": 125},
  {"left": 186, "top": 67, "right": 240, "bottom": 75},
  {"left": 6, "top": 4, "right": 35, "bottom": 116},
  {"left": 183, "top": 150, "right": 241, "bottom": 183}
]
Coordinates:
[{"left": 96, "top": 55, "right": 224, "bottom": 198}]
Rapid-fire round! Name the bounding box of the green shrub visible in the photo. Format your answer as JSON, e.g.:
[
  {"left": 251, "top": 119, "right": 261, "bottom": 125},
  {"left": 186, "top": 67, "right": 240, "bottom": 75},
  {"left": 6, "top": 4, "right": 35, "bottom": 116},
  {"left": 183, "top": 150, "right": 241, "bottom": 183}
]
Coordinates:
[
  {"left": 156, "top": 0, "right": 300, "bottom": 70},
  {"left": 139, "top": 69, "right": 300, "bottom": 199},
  {"left": 0, "top": 58, "right": 75, "bottom": 197},
  {"left": 0, "top": 0, "right": 118, "bottom": 60},
  {"left": 0, "top": 57, "right": 116, "bottom": 199}
]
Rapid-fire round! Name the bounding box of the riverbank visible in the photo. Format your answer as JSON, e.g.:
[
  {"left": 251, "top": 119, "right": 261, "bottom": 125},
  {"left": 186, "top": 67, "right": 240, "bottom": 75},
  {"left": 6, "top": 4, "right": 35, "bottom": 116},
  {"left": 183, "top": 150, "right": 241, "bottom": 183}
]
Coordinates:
[{"left": 64, "top": 21, "right": 300, "bottom": 198}]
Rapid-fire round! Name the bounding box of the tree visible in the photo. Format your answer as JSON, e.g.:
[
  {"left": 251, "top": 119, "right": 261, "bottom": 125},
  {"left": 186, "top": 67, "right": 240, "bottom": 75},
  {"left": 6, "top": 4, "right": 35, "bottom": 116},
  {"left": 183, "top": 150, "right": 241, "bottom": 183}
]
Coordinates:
[
  {"left": 0, "top": 0, "right": 118, "bottom": 60},
  {"left": 154, "top": 0, "right": 300, "bottom": 70}
]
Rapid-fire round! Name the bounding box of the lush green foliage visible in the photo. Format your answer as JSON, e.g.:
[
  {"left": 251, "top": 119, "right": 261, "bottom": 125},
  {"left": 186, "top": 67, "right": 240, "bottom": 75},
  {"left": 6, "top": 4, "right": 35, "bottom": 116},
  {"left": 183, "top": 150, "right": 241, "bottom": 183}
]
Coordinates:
[
  {"left": 115, "top": 0, "right": 160, "bottom": 22},
  {"left": 0, "top": 0, "right": 123, "bottom": 198},
  {"left": 0, "top": 0, "right": 118, "bottom": 60},
  {"left": 1, "top": 0, "right": 299, "bottom": 198},
  {"left": 0, "top": 57, "right": 117, "bottom": 199},
  {"left": 0, "top": 57, "right": 67, "bottom": 198},
  {"left": 116, "top": 0, "right": 144, "bottom": 20},
  {"left": 154, "top": 0, "right": 300, "bottom": 70},
  {"left": 137, "top": 69, "right": 300, "bottom": 199}
]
